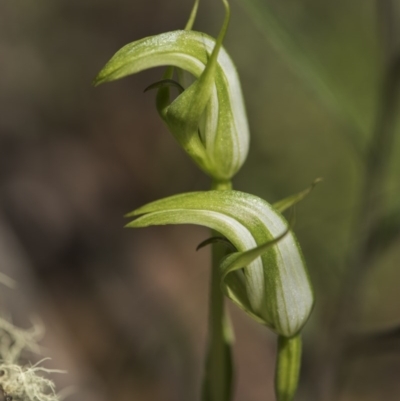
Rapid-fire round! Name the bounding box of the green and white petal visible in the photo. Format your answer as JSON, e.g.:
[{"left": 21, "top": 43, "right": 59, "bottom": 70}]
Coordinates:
[{"left": 126, "top": 190, "right": 314, "bottom": 337}]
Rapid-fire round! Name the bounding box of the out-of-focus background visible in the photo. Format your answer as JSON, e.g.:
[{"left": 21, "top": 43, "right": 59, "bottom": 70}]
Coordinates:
[{"left": 1, "top": 0, "right": 400, "bottom": 400}]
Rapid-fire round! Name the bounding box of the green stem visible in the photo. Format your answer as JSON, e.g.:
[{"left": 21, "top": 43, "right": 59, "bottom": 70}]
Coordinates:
[
  {"left": 202, "top": 179, "right": 234, "bottom": 401},
  {"left": 211, "top": 180, "right": 232, "bottom": 191},
  {"left": 275, "top": 335, "right": 302, "bottom": 401}
]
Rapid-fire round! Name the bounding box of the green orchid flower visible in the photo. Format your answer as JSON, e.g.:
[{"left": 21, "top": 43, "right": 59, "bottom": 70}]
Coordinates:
[
  {"left": 93, "top": 0, "right": 249, "bottom": 181},
  {"left": 126, "top": 190, "right": 314, "bottom": 337}
]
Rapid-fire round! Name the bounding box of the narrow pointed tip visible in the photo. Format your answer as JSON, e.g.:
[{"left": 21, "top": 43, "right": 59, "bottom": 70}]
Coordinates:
[
  {"left": 92, "top": 75, "right": 104, "bottom": 87},
  {"left": 124, "top": 211, "right": 138, "bottom": 218},
  {"left": 124, "top": 221, "right": 137, "bottom": 228},
  {"left": 92, "top": 67, "right": 112, "bottom": 86}
]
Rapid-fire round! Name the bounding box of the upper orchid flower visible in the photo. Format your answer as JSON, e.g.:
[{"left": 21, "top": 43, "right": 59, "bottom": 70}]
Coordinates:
[{"left": 94, "top": 0, "right": 249, "bottom": 181}]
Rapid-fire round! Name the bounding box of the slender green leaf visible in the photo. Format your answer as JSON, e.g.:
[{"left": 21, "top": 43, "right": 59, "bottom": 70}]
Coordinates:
[{"left": 237, "top": 0, "right": 366, "bottom": 152}]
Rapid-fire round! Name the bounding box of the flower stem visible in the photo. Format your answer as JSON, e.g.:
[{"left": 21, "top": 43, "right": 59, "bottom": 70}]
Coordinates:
[
  {"left": 202, "top": 179, "right": 234, "bottom": 401},
  {"left": 275, "top": 335, "right": 302, "bottom": 401}
]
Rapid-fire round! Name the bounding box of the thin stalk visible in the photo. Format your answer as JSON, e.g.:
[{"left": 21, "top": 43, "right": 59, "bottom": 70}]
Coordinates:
[
  {"left": 275, "top": 335, "right": 302, "bottom": 401},
  {"left": 202, "top": 179, "right": 233, "bottom": 401}
]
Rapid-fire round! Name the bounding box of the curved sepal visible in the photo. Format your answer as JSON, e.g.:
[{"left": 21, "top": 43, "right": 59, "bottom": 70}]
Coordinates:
[
  {"left": 126, "top": 191, "right": 313, "bottom": 337},
  {"left": 273, "top": 178, "right": 323, "bottom": 213},
  {"left": 94, "top": 26, "right": 249, "bottom": 180}
]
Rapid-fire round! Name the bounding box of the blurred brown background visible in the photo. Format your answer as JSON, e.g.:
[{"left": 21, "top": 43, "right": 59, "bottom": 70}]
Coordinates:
[{"left": 1, "top": 0, "right": 400, "bottom": 400}]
